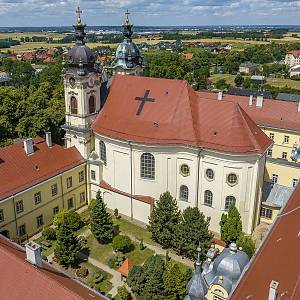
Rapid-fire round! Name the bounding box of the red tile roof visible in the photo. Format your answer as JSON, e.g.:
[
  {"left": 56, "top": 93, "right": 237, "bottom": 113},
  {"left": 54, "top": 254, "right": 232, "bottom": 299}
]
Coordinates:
[
  {"left": 93, "top": 76, "right": 271, "bottom": 154},
  {"left": 0, "top": 137, "right": 85, "bottom": 201},
  {"left": 288, "top": 50, "right": 300, "bottom": 56},
  {"left": 197, "top": 91, "right": 300, "bottom": 132},
  {"left": 100, "top": 180, "right": 154, "bottom": 205},
  {"left": 0, "top": 235, "right": 105, "bottom": 300},
  {"left": 182, "top": 53, "right": 194, "bottom": 59},
  {"left": 230, "top": 183, "right": 300, "bottom": 300},
  {"left": 117, "top": 258, "right": 134, "bottom": 277}
]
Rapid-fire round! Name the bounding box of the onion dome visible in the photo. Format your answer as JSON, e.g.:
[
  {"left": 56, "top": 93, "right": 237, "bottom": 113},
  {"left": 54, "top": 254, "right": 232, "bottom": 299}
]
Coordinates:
[
  {"left": 66, "top": 7, "right": 99, "bottom": 76},
  {"left": 185, "top": 247, "right": 208, "bottom": 300},
  {"left": 112, "top": 10, "right": 144, "bottom": 74},
  {"left": 204, "top": 243, "right": 250, "bottom": 294}
]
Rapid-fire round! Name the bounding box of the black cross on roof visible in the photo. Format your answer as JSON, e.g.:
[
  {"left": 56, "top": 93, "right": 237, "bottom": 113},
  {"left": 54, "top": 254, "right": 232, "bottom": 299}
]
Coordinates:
[{"left": 135, "top": 90, "right": 156, "bottom": 116}]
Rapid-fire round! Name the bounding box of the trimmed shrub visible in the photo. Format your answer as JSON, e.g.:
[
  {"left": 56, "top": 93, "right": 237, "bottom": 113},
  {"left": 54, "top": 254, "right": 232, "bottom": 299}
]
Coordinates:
[
  {"left": 42, "top": 227, "right": 56, "bottom": 241},
  {"left": 75, "top": 266, "right": 89, "bottom": 278},
  {"left": 112, "top": 235, "right": 133, "bottom": 253},
  {"left": 107, "top": 254, "right": 125, "bottom": 269}
]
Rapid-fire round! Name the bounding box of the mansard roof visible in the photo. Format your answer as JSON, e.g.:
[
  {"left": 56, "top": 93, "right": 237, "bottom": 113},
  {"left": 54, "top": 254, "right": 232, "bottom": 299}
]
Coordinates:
[
  {"left": 0, "top": 137, "right": 85, "bottom": 201},
  {"left": 92, "top": 75, "right": 272, "bottom": 154}
]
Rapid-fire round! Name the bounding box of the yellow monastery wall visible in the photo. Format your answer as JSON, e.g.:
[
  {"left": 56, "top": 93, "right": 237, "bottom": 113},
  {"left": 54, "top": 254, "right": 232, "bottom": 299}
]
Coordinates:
[{"left": 0, "top": 164, "right": 87, "bottom": 240}]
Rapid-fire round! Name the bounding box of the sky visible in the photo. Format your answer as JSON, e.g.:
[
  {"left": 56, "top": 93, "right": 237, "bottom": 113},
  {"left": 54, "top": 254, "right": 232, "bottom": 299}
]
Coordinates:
[{"left": 0, "top": 0, "right": 299, "bottom": 27}]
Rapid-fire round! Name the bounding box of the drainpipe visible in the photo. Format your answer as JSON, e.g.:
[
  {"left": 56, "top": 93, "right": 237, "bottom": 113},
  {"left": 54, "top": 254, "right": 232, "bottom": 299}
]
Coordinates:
[
  {"left": 196, "top": 149, "right": 202, "bottom": 208},
  {"left": 129, "top": 141, "right": 133, "bottom": 220},
  {"left": 12, "top": 197, "right": 18, "bottom": 239},
  {"left": 60, "top": 176, "right": 64, "bottom": 210}
]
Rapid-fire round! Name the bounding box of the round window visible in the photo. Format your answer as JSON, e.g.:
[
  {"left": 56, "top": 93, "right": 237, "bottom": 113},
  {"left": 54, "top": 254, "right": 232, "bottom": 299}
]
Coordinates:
[
  {"left": 206, "top": 168, "right": 215, "bottom": 180},
  {"left": 227, "top": 173, "right": 238, "bottom": 186},
  {"left": 180, "top": 164, "right": 190, "bottom": 177}
]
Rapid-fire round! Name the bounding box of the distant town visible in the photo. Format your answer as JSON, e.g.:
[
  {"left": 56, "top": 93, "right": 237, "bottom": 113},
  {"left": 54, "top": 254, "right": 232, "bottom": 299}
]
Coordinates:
[{"left": 0, "top": 7, "right": 299, "bottom": 300}]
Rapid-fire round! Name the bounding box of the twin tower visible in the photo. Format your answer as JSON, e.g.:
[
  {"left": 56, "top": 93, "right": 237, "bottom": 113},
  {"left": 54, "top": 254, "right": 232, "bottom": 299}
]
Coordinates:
[{"left": 62, "top": 8, "right": 144, "bottom": 158}]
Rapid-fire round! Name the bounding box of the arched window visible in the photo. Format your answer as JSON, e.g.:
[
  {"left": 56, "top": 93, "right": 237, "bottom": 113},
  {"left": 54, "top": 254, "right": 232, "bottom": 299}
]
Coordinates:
[
  {"left": 180, "top": 185, "right": 189, "bottom": 202},
  {"left": 204, "top": 190, "right": 213, "bottom": 207},
  {"left": 89, "top": 95, "right": 96, "bottom": 114},
  {"left": 70, "top": 96, "right": 78, "bottom": 114},
  {"left": 99, "top": 141, "right": 107, "bottom": 165},
  {"left": 225, "top": 196, "right": 236, "bottom": 211},
  {"left": 140, "top": 153, "right": 155, "bottom": 180}
]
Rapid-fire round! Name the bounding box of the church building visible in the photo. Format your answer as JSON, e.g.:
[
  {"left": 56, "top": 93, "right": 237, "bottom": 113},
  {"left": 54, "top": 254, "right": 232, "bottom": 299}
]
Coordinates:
[{"left": 62, "top": 8, "right": 272, "bottom": 235}]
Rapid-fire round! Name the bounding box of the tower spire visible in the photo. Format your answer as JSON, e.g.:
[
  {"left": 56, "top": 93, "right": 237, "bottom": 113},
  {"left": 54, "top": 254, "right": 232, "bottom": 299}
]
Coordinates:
[
  {"left": 73, "top": 6, "right": 86, "bottom": 45},
  {"left": 184, "top": 247, "right": 208, "bottom": 300},
  {"left": 122, "top": 10, "right": 133, "bottom": 40}
]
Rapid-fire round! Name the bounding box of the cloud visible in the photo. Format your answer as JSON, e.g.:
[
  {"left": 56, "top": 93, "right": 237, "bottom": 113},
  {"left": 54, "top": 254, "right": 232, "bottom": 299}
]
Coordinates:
[{"left": 0, "top": 0, "right": 299, "bottom": 26}]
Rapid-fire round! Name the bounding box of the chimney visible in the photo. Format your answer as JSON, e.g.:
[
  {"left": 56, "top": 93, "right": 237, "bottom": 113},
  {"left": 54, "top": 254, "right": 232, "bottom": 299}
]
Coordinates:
[
  {"left": 24, "top": 138, "right": 34, "bottom": 155},
  {"left": 46, "top": 132, "right": 52, "bottom": 148},
  {"left": 249, "top": 95, "right": 254, "bottom": 106},
  {"left": 268, "top": 280, "right": 279, "bottom": 300},
  {"left": 218, "top": 91, "right": 223, "bottom": 101},
  {"left": 25, "top": 241, "right": 42, "bottom": 267},
  {"left": 256, "top": 94, "right": 264, "bottom": 108}
]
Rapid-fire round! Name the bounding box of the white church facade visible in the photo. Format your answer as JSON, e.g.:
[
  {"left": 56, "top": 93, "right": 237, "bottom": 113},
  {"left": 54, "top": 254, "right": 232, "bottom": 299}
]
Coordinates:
[{"left": 62, "top": 9, "right": 272, "bottom": 235}]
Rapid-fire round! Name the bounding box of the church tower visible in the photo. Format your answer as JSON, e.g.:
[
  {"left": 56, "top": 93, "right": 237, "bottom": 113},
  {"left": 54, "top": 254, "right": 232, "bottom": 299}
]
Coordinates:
[
  {"left": 62, "top": 7, "right": 102, "bottom": 159},
  {"left": 111, "top": 11, "right": 144, "bottom": 76}
]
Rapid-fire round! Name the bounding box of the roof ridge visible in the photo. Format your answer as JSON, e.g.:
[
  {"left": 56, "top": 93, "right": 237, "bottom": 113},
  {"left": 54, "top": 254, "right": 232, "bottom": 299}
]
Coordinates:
[{"left": 236, "top": 104, "right": 270, "bottom": 152}]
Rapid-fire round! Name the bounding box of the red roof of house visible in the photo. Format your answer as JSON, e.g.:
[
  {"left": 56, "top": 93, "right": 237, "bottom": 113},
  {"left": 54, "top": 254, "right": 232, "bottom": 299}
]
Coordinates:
[
  {"left": 182, "top": 53, "right": 194, "bottom": 59},
  {"left": 0, "top": 236, "right": 105, "bottom": 300},
  {"left": 230, "top": 183, "right": 300, "bottom": 300},
  {"left": 117, "top": 258, "right": 134, "bottom": 277},
  {"left": 92, "top": 75, "right": 271, "bottom": 154},
  {"left": 197, "top": 91, "right": 300, "bottom": 132},
  {"left": 288, "top": 50, "right": 300, "bottom": 56},
  {"left": 0, "top": 137, "right": 85, "bottom": 201}
]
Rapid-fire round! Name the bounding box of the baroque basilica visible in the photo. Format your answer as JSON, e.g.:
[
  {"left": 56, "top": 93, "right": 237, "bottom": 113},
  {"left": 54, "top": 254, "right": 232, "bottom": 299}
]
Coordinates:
[{"left": 62, "top": 8, "right": 271, "bottom": 235}]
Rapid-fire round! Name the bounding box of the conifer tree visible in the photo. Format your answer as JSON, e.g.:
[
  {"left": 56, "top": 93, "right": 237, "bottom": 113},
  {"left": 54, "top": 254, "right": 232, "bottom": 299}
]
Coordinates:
[
  {"left": 148, "top": 192, "right": 180, "bottom": 248},
  {"left": 54, "top": 218, "right": 82, "bottom": 266},
  {"left": 237, "top": 233, "right": 256, "bottom": 258},
  {"left": 90, "top": 191, "right": 114, "bottom": 243},
  {"left": 163, "top": 262, "right": 187, "bottom": 300},
  {"left": 220, "top": 204, "right": 243, "bottom": 245},
  {"left": 174, "top": 207, "right": 212, "bottom": 259}
]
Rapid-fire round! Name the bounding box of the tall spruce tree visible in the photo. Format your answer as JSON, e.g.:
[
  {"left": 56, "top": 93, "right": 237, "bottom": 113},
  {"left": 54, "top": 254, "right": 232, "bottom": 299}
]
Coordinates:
[
  {"left": 54, "top": 218, "right": 82, "bottom": 266},
  {"left": 148, "top": 192, "right": 180, "bottom": 248},
  {"left": 219, "top": 204, "right": 243, "bottom": 245},
  {"left": 90, "top": 191, "right": 114, "bottom": 243},
  {"left": 174, "top": 207, "right": 212, "bottom": 259}
]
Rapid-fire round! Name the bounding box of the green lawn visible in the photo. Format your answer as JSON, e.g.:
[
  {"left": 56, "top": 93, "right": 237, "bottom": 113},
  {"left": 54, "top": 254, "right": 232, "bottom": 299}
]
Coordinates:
[
  {"left": 34, "top": 235, "right": 56, "bottom": 257},
  {"left": 126, "top": 242, "right": 154, "bottom": 265},
  {"left": 52, "top": 260, "right": 112, "bottom": 295},
  {"left": 209, "top": 73, "right": 300, "bottom": 91},
  {"left": 86, "top": 234, "right": 154, "bottom": 266},
  {"left": 266, "top": 77, "right": 300, "bottom": 90},
  {"left": 86, "top": 235, "right": 113, "bottom": 264},
  {"left": 209, "top": 73, "right": 236, "bottom": 86},
  {"left": 115, "top": 217, "right": 158, "bottom": 246}
]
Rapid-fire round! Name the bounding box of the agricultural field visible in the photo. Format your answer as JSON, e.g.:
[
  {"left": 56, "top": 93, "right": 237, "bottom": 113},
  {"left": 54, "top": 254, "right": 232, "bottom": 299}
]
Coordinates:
[{"left": 209, "top": 73, "right": 300, "bottom": 90}]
